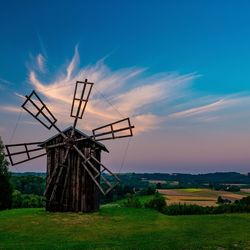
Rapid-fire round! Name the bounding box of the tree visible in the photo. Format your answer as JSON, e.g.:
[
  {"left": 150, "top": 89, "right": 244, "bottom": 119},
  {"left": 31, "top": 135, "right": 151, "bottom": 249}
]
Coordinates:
[
  {"left": 217, "top": 196, "right": 224, "bottom": 204},
  {"left": 0, "top": 136, "right": 12, "bottom": 210},
  {"left": 156, "top": 182, "right": 162, "bottom": 189}
]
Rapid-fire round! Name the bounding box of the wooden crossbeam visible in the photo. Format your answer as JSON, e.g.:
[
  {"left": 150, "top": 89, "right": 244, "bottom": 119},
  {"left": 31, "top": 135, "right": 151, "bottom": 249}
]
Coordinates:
[
  {"left": 22, "top": 90, "right": 57, "bottom": 130},
  {"left": 5, "top": 142, "right": 46, "bottom": 166},
  {"left": 70, "top": 79, "right": 93, "bottom": 120},
  {"left": 92, "top": 118, "right": 135, "bottom": 141},
  {"left": 73, "top": 145, "right": 120, "bottom": 195}
]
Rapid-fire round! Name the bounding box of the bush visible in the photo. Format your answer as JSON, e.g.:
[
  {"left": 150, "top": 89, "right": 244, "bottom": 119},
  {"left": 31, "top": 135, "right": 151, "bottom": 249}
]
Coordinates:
[
  {"left": 0, "top": 137, "right": 12, "bottom": 210},
  {"left": 144, "top": 193, "right": 166, "bottom": 212},
  {"left": 163, "top": 204, "right": 210, "bottom": 215},
  {"left": 217, "top": 196, "right": 224, "bottom": 204},
  {"left": 138, "top": 186, "right": 156, "bottom": 196},
  {"left": 12, "top": 190, "right": 44, "bottom": 208},
  {"left": 123, "top": 194, "right": 142, "bottom": 208},
  {"left": 238, "top": 196, "right": 250, "bottom": 205},
  {"left": 12, "top": 190, "right": 23, "bottom": 208}
]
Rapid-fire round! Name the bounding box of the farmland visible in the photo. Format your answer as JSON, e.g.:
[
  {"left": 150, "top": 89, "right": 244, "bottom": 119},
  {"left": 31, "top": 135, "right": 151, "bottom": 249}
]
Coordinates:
[
  {"left": 1, "top": 207, "right": 250, "bottom": 250},
  {"left": 158, "top": 188, "right": 247, "bottom": 206}
]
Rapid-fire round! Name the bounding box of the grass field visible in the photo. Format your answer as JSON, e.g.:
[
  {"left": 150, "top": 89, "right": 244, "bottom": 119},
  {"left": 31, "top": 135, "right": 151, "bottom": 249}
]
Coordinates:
[
  {"left": 0, "top": 207, "right": 250, "bottom": 250},
  {"left": 158, "top": 188, "right": 247, "bottom": 206}
]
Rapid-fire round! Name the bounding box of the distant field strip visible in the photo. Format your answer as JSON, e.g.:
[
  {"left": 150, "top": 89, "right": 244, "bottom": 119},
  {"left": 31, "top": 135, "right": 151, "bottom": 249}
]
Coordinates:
[
  {"left": 158, "top": 188, "right": 247, "bottom": 206},
  {"left": 241, "top": 188, "right": 250, "bottom": 193}
]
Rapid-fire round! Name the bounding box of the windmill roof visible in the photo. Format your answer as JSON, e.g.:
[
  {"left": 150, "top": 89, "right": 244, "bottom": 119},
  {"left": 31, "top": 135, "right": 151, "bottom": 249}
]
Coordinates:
[{"left": 39, "top": 126, "right": 109, "bottom": 153}]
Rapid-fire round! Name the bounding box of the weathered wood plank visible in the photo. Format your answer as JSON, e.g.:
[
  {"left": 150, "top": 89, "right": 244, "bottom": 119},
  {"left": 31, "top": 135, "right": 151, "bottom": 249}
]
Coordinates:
[{"left": 45, "top": 132, "right": 102, "bottom": 212}]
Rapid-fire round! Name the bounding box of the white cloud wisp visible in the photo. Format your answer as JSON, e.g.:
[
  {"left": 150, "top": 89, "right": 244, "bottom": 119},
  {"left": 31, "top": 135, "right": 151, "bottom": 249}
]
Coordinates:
[{"left": 3, "top": 46, "right": 250, "bottom": 136}]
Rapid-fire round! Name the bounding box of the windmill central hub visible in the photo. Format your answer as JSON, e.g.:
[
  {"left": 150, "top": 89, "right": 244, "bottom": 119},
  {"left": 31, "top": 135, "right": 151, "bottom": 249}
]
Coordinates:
[{"left": 64, "top": 137, "right": 75, "bottom": 148}]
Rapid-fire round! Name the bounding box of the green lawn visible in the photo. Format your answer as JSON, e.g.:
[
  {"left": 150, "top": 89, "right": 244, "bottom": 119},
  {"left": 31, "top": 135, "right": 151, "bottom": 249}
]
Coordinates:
[
  {"left": 110, "top": 194, "right": 154, "bottom": 205},
  {"left": 0, "top": 207, "right": 250, "bottom": 250}
]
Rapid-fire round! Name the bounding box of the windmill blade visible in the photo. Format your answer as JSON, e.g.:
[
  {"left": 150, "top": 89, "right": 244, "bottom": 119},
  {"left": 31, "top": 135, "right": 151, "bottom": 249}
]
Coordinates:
[
  {"left": 92, "top": 118, "right": 135, "bottom": 141},
  {"left": 22, "top": 90, "right": 57, "bottom": 130},
  {"left": 5, "top": 142, "right": 46, "bottom": 166},
  {"left": 22, "top": 90, "right": 73, "bottom": 162},
  {"left": 70, "top": 79, "right": 93, "bottom": 131},
  {"left": 73, "top": 145, "right": 120, "bottom": 195},
  {"left": 89, "top": 154, "right": 120, "bottom": 194}
]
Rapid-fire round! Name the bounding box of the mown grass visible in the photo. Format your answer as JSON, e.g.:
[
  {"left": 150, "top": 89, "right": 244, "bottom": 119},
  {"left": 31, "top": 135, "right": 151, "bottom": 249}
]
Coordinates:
[
  {"left": 0, "top": 207, "right": 250, "bottom": 250},
  {"left": 110, "top": 195, "right": 154, "bottom": 206}
]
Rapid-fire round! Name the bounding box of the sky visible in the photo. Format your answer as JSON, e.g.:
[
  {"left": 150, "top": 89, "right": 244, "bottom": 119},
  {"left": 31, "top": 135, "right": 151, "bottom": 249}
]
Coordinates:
[{"left": 1, "top": 0, "right": 250, "bottom": 173}]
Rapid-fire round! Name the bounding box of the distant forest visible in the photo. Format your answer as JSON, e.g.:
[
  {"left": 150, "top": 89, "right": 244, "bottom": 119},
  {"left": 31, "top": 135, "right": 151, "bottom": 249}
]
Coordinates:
[
  {"left": 7, "top": 171, "right": 250, "bottom": 208},
  {"left": 11, "top": 171, "right": 250, "bottom": 195}
]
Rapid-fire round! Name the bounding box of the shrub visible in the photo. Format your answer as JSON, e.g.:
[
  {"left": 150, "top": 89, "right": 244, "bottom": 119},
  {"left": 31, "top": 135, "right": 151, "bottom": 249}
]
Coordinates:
[
  {"left": 12, "top": 190, "right": 44, "bottom": 208},
  {"left": 163, "top": 204, "right": 207, "bottom": 215},
  {"left": 217, "top": 196, "right": 224, "bottom": 204},
  {"left": 138, "top": 186, "right": 156, "bottom": 196},
  {"left": 239, "top": 196, "right": 250, "bottom": 205},
  {"left": 12, "top": 190, "right": 23, "bottom": 208},
  {"left": 0, "top": 137, "right": 12, "bottom": 210},
  {"left": 123, "top": 194, "right": 142, "bottom": 208},
  {"left": 144, "top": 193, "right": 166, "bottom": 212}
]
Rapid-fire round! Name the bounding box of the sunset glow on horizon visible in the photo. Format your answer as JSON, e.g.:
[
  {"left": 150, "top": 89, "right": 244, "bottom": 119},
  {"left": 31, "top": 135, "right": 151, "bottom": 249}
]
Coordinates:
[{"left": 1, "top": 1, "right": 250, "bottom": 173}]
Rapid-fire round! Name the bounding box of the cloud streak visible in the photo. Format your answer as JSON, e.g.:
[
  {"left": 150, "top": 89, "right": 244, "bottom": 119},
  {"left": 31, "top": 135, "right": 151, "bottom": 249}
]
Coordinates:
[
  {"left": 36, "top": 54, "right": 46, "bottom": 73},
  {"left": 21, "top": 46, "right": 199, "bottom": 133},
  {"left": 2, "top": 46, "right": 250, "bottom": 135},
  {"left": 170, "top": 99, "right": 227, "bottom": 118}
]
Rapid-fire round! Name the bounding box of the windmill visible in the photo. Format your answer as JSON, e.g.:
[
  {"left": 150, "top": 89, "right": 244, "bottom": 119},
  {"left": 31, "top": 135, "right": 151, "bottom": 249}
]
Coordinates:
[{"left": 5, "top": 79, "right": 135, "bottom": 212}]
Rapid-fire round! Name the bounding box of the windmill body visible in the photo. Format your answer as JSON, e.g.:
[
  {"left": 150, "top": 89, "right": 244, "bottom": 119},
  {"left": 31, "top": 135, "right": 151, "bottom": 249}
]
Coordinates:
[
  {"left": 41, "top": 127, "right": 108, "bottom": 212},
  {"left": 5, "top": 79, "right": 134, "bottom": 212}
]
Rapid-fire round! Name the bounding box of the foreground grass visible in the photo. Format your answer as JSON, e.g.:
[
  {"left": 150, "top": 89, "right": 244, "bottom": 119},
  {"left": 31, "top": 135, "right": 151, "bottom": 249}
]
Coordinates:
[{"left": 0, "top": 207, "right": 250, "bottom": 250}]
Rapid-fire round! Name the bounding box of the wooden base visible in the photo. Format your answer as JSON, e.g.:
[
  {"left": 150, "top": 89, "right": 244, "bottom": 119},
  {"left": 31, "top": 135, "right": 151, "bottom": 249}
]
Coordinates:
[{"left": 45, "top": 145, "right": 101, "bottom": 212}]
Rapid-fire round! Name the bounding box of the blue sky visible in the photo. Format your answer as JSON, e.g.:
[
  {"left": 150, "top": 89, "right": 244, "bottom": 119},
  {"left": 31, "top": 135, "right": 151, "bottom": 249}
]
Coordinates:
[{"left": 1, "top": 0, "right": 250, "bottom": 173}]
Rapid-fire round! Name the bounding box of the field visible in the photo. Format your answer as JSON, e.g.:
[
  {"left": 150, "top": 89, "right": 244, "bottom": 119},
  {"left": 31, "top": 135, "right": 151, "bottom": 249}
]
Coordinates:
[
  {"left": 158, "top": 188, "right": 247, "bottom": 206},
  {"left": 240, "top": 188, "right": 250, "bottom": 194},
  {"left": 1, "top": 207, "right": 250, "bottom": 250}
]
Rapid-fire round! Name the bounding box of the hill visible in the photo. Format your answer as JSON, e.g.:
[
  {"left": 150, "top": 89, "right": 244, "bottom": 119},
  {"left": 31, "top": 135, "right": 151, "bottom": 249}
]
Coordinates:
[{"left": 0, "top": 206, "right": 250, "bottom": 249}]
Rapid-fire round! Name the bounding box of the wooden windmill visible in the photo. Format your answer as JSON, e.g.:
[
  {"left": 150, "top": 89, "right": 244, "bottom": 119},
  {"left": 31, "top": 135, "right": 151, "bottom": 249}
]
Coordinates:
[{"left": 5, "top": 79, "right": 134, "bottom": 212}]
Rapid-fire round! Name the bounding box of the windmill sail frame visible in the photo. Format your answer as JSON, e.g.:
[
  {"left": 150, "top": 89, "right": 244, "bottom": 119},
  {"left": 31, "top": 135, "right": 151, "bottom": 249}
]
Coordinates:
[{"left": 5, "top": 78, "right": 135, "bottom": 212}]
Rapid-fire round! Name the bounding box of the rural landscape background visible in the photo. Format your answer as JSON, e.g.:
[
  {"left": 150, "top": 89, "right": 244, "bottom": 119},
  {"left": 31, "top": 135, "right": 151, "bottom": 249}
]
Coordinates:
[{"left": 1, "top": 0, "right": 250, "bottom": 249}]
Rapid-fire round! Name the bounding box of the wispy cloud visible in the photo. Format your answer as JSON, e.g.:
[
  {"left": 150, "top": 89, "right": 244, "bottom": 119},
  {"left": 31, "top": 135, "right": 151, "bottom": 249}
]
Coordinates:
[
  {"left": 0, "top": 77, "right": 14, "bottom": 91},
  {"left": 23, "top": 46, "right": 199, "bottom": 133},
  {"left": 2, "top": 46, "right": 250, "bottom": 135},
  {"left": 0, "top": 78, "right": 12, "bottom": 85},
  {"left": 66, "top": 45, "right": 79, "bottom": 80},
  {"left": 0, "top": 106, "right": 21, "bottom": 113},
  {"left": 170, "top": 99, "right": 227, "bottom": 118},
  {"left": 36, "top": 54, "right": 46, "bottom": 73}
]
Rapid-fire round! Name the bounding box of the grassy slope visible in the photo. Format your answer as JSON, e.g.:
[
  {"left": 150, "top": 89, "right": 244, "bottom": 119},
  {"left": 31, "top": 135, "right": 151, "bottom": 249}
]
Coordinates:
[{"left": 0, "top": 207, "right": 250, "bottom": 250}]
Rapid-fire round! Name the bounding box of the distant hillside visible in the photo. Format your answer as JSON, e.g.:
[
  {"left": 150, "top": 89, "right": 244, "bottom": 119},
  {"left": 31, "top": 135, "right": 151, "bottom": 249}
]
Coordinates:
[
  {"left": 126, "top": 172, "right": 250, "bottom": 184},
  {"left": 11, "top": 171, "right": 250, "bottom": 184}
]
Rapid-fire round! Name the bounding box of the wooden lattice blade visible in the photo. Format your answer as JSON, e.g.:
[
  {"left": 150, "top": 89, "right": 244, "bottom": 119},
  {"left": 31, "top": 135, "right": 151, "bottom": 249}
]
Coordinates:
[
  {"left": 73, "top": 144, "right": 120, "bottom": 195},
  {"left": 22, "top": 90, "right": 58, "bottom": 130},
  {"left": 70, "top": 79, "right": 93, "bottom": 131},
  {"left": 92, "top": 118, "right": 135, "bottom": 141},
  {"left": 5, "top": 142, "right": 46, "bottom": 166}
]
